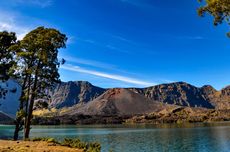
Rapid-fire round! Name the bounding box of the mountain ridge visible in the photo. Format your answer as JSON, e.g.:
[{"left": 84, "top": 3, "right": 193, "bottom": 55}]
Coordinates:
[
  {"left": 47, "top": 81, "right": 226, "bottom": 110},
  {"left": 2, "top": 80, "right": 230, "bottom": 118}
]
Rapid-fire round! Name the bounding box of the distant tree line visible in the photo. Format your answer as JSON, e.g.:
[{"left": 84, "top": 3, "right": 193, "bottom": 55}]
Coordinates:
[{"left": 0, "top": 27, "right": 67, "bottom": 140}]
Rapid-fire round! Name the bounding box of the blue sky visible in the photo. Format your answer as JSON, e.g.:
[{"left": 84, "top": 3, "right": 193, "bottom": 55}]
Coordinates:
[{"left": 0, "top": 0, "right": 230, "bottom": 89}]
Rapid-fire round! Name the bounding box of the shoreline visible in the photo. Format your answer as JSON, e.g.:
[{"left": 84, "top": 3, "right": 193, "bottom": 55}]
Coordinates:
[{"left": 0, "top": 140, "right": 83, "bottom": 152}]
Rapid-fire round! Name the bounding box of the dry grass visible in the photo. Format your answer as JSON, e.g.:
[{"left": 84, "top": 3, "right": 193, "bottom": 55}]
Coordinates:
[{"left": 0, "top": 140, "right": 83, "bottom": 152}]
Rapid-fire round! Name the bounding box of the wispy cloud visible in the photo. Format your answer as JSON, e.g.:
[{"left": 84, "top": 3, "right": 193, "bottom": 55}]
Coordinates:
[
  {"left": 66, "top": 36, "right": 75, "bottom": 45},
  {"left": 61, "top": 55, "right": 117, "bottom": 69},
  {"left": 111, "top": 35, "right": 133, "bottom": 43},
  {"left": 61, "top": 64, "right": 156, "bottom": 87},
  {"left": 105, "top": 44, "right": 129, "bottom": 53},
  {"left": 0, "top": 11, "right": 31, "bottom": 40},
  {"left": 120, "top": 0, "right": 155, "bottom": 9},
  {"left": 76, "top": 36, "right": 130, "bottom": 54},
  {"left": 174, "top": 36, "right": 204, "bottom": 40},
  {"left": 12, "top": 0, "right": 53, "bottom": 8},
  {"left": 0, "top": 9, "right": 51, "bottom": 40}
]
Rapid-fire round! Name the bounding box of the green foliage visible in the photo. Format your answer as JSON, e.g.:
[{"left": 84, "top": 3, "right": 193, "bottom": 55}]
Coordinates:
[
  {"left": 0, "top": 31, "right": 17, "bottom": 81},
  {"left": 34, "top": 100, "right": 49, "bottom": 109},
  {"left": 31, "top": 137, "right": 59, "bottom": 144},
  {"left": 0, "top": 31, "right": 17, "bottom": 101},
  {"left": 198, "top": 0, "right": 230, "bottom": 36},
  {"left": 16, "top": 109, "right": 26, "bottom": 118},
  {"left": 61, "top": 138, "right": 101, "bottom": 152},
  {"left": 31, "top": 137, "right": 101, "bottom": 152},
  {"left": 12, "top": 26, "right": 67, "bottom": 139}
]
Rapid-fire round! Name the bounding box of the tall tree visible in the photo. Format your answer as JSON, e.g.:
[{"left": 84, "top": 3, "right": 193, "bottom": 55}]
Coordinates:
[
  {"left": 198, "top": 0, "right": 230, "bottom": 36},
  {"left": 0, "top": 31, "right": 17, "bottom": 100},
  {"left": 13, "top": 27, "right": 67, "bottom": 140}
]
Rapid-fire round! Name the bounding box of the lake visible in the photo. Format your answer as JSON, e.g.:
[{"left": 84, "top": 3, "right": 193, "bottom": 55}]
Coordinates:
[{"left": 1, "top": 123, "right": 230, "bottom": 152}]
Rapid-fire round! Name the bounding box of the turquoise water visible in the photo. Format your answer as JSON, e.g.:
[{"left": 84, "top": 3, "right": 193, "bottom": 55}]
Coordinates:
[{"left": 1, "top": 123, "right": 230, "bottom": 152}]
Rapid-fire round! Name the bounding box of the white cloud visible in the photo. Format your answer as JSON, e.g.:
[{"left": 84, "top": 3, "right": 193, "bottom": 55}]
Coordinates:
[
  {"left": 61, "top": 64, "right": 156, "bottom": 87},
  {"left": 66, "top": 36, "right": 75, "bottom": 45},
  {"left": 0, "top": 11, "right": 31, "bottom": 40},
  {"left": 60, "top": 55, "right": 117, "bottom": 69}
]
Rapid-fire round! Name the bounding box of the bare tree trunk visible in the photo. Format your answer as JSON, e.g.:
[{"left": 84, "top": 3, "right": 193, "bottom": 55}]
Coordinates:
[
  {"left": 24, "top": 62, "right": 40, "bottom": 139},
  {"left": 13, "top": 74, "right": 28, "bottom": 140},
  {"left": 23, "top": 75, "right": 31, "bottom": 139}
]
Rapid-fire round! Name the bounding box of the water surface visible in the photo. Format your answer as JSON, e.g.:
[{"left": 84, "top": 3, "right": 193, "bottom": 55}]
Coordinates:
[{"left": 1, "top": 123, "right": 230, "bottom": 152}]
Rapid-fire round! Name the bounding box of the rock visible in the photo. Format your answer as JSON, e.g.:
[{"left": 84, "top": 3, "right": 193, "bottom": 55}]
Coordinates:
[
  {"left": 65, "top": 88, "right": 170, "bottom": 116},
  {"left": 134, "top": 82, "right": 214, "bottom": 108},
  {"left": 48, "top": 81, "right": 106, "bottom": 108}
]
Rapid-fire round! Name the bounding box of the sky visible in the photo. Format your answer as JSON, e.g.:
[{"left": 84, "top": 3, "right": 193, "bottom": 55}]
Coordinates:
[{"left": 0, "top": 0, "right": 230, "bottom": 90}]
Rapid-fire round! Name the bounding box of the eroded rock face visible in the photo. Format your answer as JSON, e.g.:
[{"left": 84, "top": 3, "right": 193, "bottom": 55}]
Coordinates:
[
  {"left": 221, "top": 86, "right": 230, "bottom": 97},
  {"left": 49, "top": 81, "right": 106, "bottom": 108},
  {"left": 130, "top": 82, "right": 214, "bottom": 108},
  {"left": 201, "top": 85, "right": 217, "bottom": 99},
  {"left": 47, "top": 81, "right": 230, "bottom": 111}
]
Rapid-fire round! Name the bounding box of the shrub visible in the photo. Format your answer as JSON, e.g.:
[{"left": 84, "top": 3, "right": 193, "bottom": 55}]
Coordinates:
[
  {"left": 31, "top": 137, "right": 59, "bottom": 144},
  {"left": 61, "top": 138, "right": 101, "bottom": 152},
  {"left": 31, "top": 137, "right": 101, "bottom": 152}
]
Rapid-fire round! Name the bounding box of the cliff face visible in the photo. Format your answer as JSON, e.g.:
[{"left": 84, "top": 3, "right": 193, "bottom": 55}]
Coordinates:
[
  {"left": 49, "top": 81, "right": 106, "bottom": 108},
  {"left": 139, "top": 82, "right": 214, "bottom": 108},
  {"left": 200, "top": 85, "right": 230, "bottom": 110},
  {"left": 3, "top": 80, "right": 230, "bottom": 118},
  {"left": 47, "top": 81, "right": 230, "bottom": 111}
]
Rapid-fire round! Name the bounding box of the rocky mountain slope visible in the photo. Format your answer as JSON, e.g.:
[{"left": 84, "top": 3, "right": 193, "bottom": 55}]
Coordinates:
[
  {"left": 0, "top": 112, "right": 14, "bottom": 124},
  {"left": 2, "top": 80, "right": 227, "bottom": 125},
  {"left": 2, "top": 80, "right": 230, "bottom": 118},
  {"left": 130, "top": 82, "right": 214, "bottom": 108},
  {"left": 201, "top": 85, "right": 230, "bottom": 109},
  {"left": 48, "top": 81, "right": 106, "bottom": 108},
  {"left": 48, "top": 81, "right": 218, "bottom": 110},
  {"left": 0, "top": 80, "right": 20, "bottom": 117},
  {"left": 63, "top": 88, "right": 174, "bottom": 116}
]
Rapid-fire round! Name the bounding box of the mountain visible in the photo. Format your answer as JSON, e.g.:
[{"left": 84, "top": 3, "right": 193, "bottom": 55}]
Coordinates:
[
  {"left": 201, "top": 85, "right": 230, "bottom": 109},
  {"left": 48, "top": 81, "right": 106, "bottom": 108},
  {"left": 0, "top": 80, "right": 21, "bottom": 117},
  {"left": 133, "top": 82, "right": 214, "bottom": 108},
  {"left": 48, "top": 81, "right": 216, "bottom": 110},
  {"left": 63, "top": 88, "right": 173, "bottom": 116},
  {"left": 3, "top": 80, "right": 230, "bottom": 119},
  {"left": 38, "top": 81, "right": 230, "bottom": 111},
  {"left": 0, "top": 112, "right": 14, "bottom": 124}
]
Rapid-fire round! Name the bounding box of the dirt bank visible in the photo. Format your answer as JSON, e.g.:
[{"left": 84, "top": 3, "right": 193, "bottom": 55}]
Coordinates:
[{"left": 0, "top": 140, "right": 83, "bottom": 152}]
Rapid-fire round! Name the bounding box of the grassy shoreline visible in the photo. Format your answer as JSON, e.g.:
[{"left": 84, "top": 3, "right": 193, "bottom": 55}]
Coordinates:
[
  {"left": 0, "top": 140, "right": 83, "bottom": 152},
  {"left": 0, "top": 138, "right": 101, "bottom": 152}
]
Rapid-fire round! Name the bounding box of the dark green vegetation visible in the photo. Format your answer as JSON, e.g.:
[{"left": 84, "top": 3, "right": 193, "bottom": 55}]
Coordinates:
[
  {"left": 198, "top": 0, "right": 230, "bottom": 36},
  {"left": 31, "top": 137, "right": 101, "bottom": 152},
  {"left": 0, "top": 27, "right": 67, "bottom": 140},
  {"left": 14, "top": 27, "right": 67, "bottom": 140},
  {"left": 0, "top": 31, "right": 17, "bottom": 81},
  {"left": 0, "top": 31, "right": 17, "bottom": 100}
]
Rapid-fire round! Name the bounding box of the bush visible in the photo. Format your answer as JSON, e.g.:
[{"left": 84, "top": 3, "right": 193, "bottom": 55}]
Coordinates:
[
  {"left": 31, "top": 137, "right": 101, "bottom": 152},
  {"left": 31, "top": 137, "right": 59, "bottom": 144},
  {"left": 61, "top": 138, "right": 101, "bottom": 152}
]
